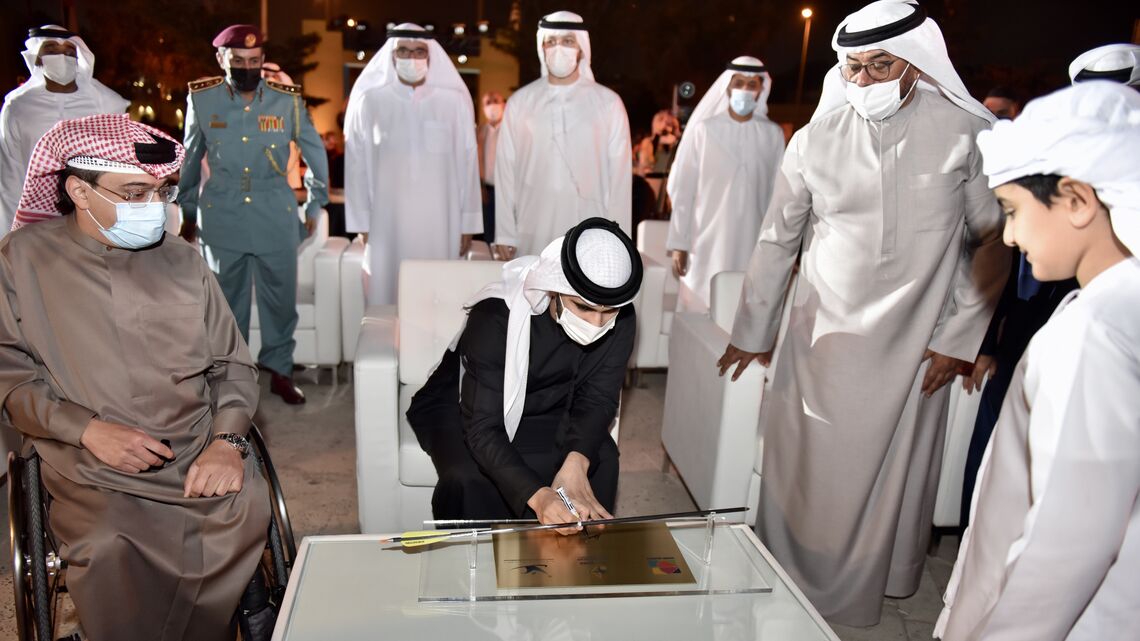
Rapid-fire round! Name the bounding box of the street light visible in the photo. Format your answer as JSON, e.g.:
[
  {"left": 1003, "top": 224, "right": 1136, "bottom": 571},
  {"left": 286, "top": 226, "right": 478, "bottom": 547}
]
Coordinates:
[{"left": 795, "top": 8, "right": 813, "bottom": 106}]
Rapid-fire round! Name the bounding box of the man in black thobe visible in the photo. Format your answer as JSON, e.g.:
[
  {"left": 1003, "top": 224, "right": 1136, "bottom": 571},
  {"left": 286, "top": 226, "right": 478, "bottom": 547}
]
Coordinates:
[{"left": 408, "top": 218, "right": 642, "bottom": 528}]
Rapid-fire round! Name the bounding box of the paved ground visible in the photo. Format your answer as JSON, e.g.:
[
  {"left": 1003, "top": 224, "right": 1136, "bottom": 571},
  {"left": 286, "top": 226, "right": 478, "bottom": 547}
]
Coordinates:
[{"left": 0, "top": 370, "right": 957, "bottom": 640}]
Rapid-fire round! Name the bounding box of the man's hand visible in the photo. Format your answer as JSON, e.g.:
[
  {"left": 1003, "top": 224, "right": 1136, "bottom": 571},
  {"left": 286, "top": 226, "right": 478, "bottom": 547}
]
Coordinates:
[
  {"left": 304, "top": 217, "right": 316, "bottom": 237},
  {"left": 717, "top": 343, "right": 772, "bottom": 381},
  {"left": 528, "top": 452, "right": 614, "bottom": 536},
  {"left": 963, "top": 354, "right": 997, "bottom": 394},
  {"left": 922, "top": 349, "right": 971, "bottom": 398},
  {"left": 179, "top": 225, "right": 198, "bottom": 244},
  {"left": 184, "top": 440, "right": 244, "bottom": 498},
  {"left": 492, "top": 244, "right": 517, "bottom": 262},
  {"left": 80, "top": 419, "right": 175, "bottom": 474},
  {"left": 460, "top": 234, "right": 473, "bottom": 257},
  {"left": 670, "top": 249, "right": 689, "bottom": 278}
]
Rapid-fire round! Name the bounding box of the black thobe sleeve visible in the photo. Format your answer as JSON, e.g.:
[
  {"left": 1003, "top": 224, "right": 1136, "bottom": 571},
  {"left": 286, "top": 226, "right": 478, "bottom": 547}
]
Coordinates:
[
  {"left": 459, "top": 301, "right": 546, "bottom": 515},
  {"left": 560, "top": 306, "right": 636, "bottom": 466}
]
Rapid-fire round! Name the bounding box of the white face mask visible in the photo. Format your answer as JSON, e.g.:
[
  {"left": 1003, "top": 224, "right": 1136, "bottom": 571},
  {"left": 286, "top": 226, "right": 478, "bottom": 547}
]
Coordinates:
[
  {"left": 729, "top": 88, "right": 758, "bottom": 117},
  {"left": 545, "top": 45, "right": 579, "bottom": 79},
  {"left": 556, "top": 296, "right": 616, "bottom": 345},
  {"left": 395, "top": 58, "right": 428, "bottom": 85},
  {"left": 483, "top": 103, "right": 504, "bottom": 122},
  {"left": 40, "top": 54, "right": 78, "bottom": 85},
  {"left": 845, "top": 64, "right": 917, "bottom": 121},
  {"left": 85, "top": 185, "right": 167, "bottom": 249}
]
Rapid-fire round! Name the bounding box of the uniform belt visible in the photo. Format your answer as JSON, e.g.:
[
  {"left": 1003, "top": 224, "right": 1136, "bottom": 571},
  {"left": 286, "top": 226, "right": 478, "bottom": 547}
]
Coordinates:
[{"left": 213, "top": 174, "right": 291, "bottom": 193}]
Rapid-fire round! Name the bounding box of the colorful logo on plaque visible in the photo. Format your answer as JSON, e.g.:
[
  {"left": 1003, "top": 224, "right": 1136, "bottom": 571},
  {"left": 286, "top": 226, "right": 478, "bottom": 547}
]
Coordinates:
[{"left": 648, "top": 558, "right": 683, "bottom": 575}]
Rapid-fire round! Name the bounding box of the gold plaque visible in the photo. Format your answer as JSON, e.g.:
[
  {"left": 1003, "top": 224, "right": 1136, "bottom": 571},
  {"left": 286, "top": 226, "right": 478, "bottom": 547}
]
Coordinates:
[
  {"left": 244, "top": 33, "right": 257, "bottom": 48},
  {"left": 492, "top": 522, "right": 694, "bottom": 589}
]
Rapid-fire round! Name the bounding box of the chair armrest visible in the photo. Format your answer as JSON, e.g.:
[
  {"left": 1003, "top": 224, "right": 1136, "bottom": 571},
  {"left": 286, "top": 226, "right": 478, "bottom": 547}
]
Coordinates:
[
  {"left": 312, "top": 237, "right": 348, "bottom": 365},
  {"left": 630, "top": 251, "right": 667, "bottom": 368},
  {"left": 341, "top": 240, "right": 366, "bottom": 361},
  {"left": 662, "top": 311, "right": 764, "bottom": 512},
  {"left": 353, "top": 313, "right": 401, "bottom": 533}
]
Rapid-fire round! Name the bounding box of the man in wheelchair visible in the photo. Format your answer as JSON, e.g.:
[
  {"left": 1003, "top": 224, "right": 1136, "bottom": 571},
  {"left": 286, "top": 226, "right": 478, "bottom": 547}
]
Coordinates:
[{"left": 0, "top": 114, "right": 270, "bottom": 640}]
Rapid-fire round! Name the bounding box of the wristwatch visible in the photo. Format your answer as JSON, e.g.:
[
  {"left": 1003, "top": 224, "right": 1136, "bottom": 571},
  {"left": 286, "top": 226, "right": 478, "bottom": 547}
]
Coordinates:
[{"left": 214, "top": 433, "right": 251, "bottom": 459}]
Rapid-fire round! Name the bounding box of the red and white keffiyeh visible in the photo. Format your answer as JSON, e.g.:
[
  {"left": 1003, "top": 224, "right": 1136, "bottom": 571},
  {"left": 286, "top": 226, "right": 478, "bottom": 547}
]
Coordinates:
[{"left": 12, "top": 113, "right": 184, "bottom": 230}]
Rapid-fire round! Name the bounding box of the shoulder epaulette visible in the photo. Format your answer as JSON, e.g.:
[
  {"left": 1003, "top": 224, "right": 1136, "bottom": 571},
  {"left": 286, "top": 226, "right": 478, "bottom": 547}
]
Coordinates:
[
  {"left": 188, "top": 76, "right": 224, "bottom": 93},
  {"left": 266, "top": 79, "right": 302, "bottom": 95}
]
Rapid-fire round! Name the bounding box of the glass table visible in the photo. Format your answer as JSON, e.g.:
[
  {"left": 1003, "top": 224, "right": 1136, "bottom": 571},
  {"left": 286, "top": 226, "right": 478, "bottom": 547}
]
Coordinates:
[{"left": 272, "top": 522, "right": 840, "bottom": 640}]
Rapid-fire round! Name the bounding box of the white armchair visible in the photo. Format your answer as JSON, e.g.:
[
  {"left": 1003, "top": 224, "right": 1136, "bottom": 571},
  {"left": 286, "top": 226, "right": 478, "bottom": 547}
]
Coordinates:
[
  {"left": 353, "top": 259, "right": 623, "bottom": 534},
  {"left": 661, "top": 271, "right": 766, "bottom": 525},
  {"left": 353, "top": 260, "right": 506, "bottom": 533},
  {"left": 339, "top": 238, "right": 497, "bottom": 364},
  {"left": 340, "top": 238, "right": 366, "bottom": 363},
  {"left": 248, "top": 209, "right": 349, "bottom": 369},
  {"left": 630, "top": 220, "right": 678, "bottom": 371}
]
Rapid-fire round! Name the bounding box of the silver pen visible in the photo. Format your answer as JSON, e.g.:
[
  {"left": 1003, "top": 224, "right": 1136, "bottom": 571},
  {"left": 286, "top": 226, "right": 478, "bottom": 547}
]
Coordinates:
[{"left": 554, "top": 485, "right": 584, "bottom": 530}]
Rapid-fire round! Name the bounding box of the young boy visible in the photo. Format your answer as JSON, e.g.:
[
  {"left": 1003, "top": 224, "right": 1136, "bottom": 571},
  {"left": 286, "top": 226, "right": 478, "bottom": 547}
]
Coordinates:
[{"left": 936, "top": 81, "right": 1140, "bottom": 640}]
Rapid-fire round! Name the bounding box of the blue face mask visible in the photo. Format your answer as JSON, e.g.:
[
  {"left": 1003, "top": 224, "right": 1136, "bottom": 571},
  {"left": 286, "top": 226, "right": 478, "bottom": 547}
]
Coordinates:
[
  {"left": 85, "top": 184, "right": 167, "bottom": 249},
  {"left": 729, "top": 88, "right": 758, "bottom": 117}
]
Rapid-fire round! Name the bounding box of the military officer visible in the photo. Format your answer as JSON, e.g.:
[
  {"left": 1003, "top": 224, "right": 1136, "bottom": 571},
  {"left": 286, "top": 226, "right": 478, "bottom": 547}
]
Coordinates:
[{"left": 180, "top": 24, "right": 328, "bottom": 404}]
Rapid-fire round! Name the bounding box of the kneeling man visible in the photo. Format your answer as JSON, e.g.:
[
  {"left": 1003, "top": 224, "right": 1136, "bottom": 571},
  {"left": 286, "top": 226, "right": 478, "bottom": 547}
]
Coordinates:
[
  {"left": 0, "top": 114, "right": 269, "bottom": 641},
  {"left": 408, "top": 218, "right": 641, "bottom": 528}
]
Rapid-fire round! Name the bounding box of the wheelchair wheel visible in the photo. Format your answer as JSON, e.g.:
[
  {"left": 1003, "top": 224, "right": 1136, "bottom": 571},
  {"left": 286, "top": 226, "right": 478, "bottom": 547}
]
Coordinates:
[
  {"left": 8, "top": 453, "right": 62, "bottom": 641},
  {"left": 248, "top": 424, "right": 296, "bottom": 564}
]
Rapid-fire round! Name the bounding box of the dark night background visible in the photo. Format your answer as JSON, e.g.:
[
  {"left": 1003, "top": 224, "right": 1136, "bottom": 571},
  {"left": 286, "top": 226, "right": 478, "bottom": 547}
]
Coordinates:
[{"left": 2, "top": 0, "right": 1137, "bottom": 138}]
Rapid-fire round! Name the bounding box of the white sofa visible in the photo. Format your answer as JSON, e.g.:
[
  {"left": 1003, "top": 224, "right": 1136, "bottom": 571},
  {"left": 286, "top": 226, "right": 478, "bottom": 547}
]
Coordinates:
[
  {"left": 630, "top": 220, "right": 678, "bottom": 371},
  {"left": 248, "top": 209, "right": 349, "bottom": 368},
  {"left": 661, "top": 271, "right": 766, "bottom": 525},
  {"left": 353, "top": 259, "right": 624, "bottom": 533}
]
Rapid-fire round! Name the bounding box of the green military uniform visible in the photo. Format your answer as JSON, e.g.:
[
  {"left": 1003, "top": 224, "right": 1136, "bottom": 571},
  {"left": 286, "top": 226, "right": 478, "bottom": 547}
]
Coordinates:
[{"left": 180, "top": 75, "right": 328, "bottom": 377}]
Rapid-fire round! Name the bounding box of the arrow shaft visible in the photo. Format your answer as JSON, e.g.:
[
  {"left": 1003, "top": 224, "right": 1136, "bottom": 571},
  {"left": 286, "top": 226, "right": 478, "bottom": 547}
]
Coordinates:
[{"left": 387, "top": 507, "right": 746, "bottom": 545}]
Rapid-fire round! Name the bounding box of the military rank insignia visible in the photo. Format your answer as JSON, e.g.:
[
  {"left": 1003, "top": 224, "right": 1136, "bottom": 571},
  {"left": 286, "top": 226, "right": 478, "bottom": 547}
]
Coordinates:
[{"left": 258, "top": 115, "right": 286, "bottom": 133}]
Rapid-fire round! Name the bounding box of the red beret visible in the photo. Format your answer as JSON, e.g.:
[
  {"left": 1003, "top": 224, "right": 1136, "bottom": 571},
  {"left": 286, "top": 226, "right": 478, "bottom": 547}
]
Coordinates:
[{"left": 212, "top": 24, "right": 263, "bottom": 49}]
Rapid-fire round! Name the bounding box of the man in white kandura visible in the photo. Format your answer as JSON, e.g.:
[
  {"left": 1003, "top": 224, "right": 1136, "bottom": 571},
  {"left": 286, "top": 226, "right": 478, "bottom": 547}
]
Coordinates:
[
  {"left": 492, "top": 10, "right": 631, "bottom": 260},
  {"left": 344, "top": 23, "right": 482, "bottom": 305},
  {"left": 665, "top": 56, "right": 785, "bottom": 312},
  {"left": 1068, "top": 43, "right": 1140, "bottom": 88},
  {"left": 716, "top": 0, "right": 1008, "bottom": 626},
  {"left": 1, "top": 25, "right": 127, "bottom": 236}
]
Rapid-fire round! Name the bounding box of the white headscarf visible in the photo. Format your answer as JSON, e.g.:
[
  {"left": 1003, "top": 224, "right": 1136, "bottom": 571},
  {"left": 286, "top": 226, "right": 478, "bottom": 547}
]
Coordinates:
[
  {"left": 464, "top": 226, "right": 638, "bottom": 439},
  {"left": 811, "top": 0, "right": 993, "bottom": 124},
  {"left": 976, "top": 81, "right": 1140, "bottom": 254},
  {"left": 1069, "top": 44, "right": 1140, "bottom": 87},
  {"left": 347, "top": 23, "right": 469, "bottom": 101},
  {"left": 19, "top": 25, "right": 97, "bottom": 90},
  {"left": 686, "top": 56, "right": 773, "bottom": 124},
  {"left": 535, "top": 10, "right": 595, "bottom": 82}
]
